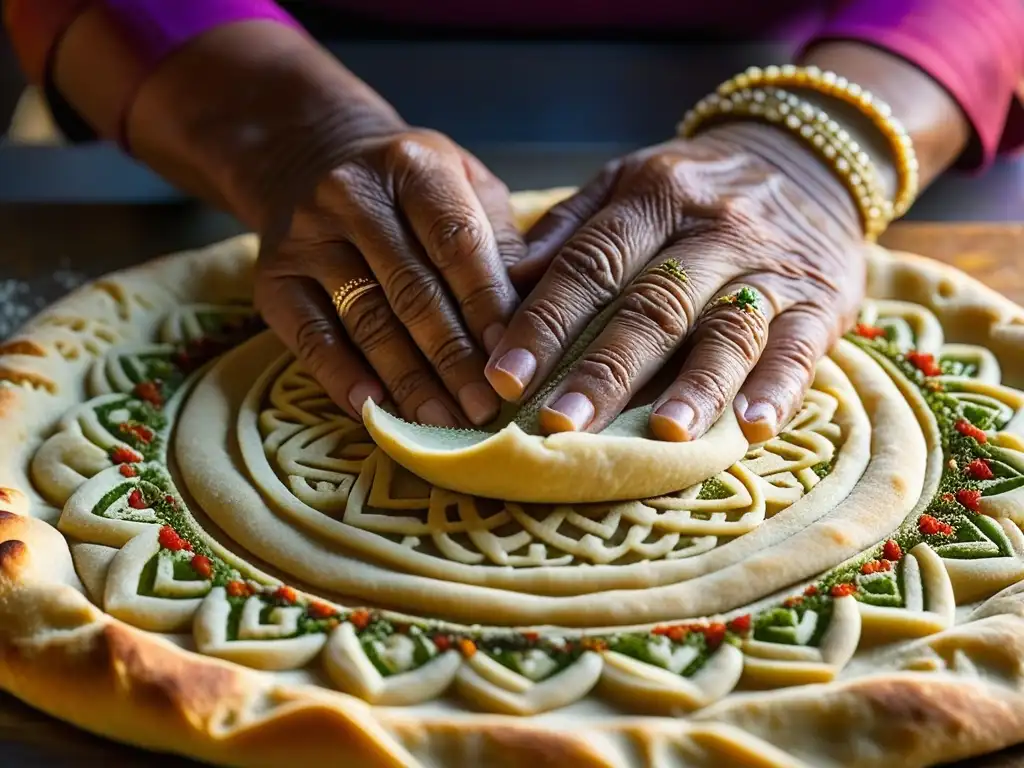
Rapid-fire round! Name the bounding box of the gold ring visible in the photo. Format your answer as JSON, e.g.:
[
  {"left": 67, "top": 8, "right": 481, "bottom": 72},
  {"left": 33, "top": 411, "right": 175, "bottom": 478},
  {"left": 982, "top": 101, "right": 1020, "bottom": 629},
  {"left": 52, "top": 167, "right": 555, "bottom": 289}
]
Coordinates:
[
  {"left": 711, "top": 287, "right": 763, "bottom": 315},
  {"left": 648, "top": 258, "right": 688, "bottom": 284},
  {"left": 332, "top": 278, "right": 381, "bottom": 319}
]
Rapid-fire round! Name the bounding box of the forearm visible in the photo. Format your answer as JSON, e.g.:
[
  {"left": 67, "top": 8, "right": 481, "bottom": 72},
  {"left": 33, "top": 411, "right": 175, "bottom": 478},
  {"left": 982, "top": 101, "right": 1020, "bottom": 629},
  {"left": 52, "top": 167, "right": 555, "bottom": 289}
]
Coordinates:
[
  {"left": 36, "top": 5, "right": 405, "bottom": 230},
  {"left": 799, "top": 0, "right": 1024, "bottom": 193},
  {"left": 797, "top": 42, "right": 970, "bottom": 200}
]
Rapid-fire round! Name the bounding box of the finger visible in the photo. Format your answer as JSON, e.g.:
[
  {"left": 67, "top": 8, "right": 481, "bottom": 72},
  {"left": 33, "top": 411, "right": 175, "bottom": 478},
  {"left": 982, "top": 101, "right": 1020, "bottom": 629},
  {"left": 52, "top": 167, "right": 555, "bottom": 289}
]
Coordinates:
[
  {"left": 302, "top": 243, "right": 466, "bottom": 428},
  {"left": 535, "top": 258, "right": 722, "bottom": 434},
  {"left": 327, "top": 165, "right": 501, "bottom": 426},
  {"left": 507, "top": 162, "right": 620, "bottom": 289},
  {"left": 733, "top": 303, "right": 838, "bottom": 443},
  {"left": 462, "top": 151, "right": 528, "bottom": 274},
  {"left": 648, "top": 283, "right": 776, "bottom": 443},
  {"left": 486, "top": 196, "right": 681, "bottom": 404},
  {"left": 253, "top": 272, "right": 385, "bottom": 421},
  {"left": 396, "top": 143, "right": 519, "bottom": 352}
]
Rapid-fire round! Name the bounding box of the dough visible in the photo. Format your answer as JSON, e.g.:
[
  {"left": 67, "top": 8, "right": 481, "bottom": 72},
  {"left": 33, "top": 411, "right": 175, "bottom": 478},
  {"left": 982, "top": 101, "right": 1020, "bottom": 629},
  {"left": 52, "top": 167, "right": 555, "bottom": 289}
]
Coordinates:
[{"left": 2, "top": 190, "right": 1024, "bottom": 768}]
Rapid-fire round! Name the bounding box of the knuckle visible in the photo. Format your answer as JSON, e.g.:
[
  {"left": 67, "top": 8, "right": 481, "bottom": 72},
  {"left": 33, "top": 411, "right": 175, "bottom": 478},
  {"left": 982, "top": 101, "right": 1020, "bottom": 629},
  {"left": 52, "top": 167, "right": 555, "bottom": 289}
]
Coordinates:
[
  {"left": 574, "top": 347, "right": 638, "bottom": 399},
  {"left": 556, "top": 230, "right": 627, "bottom": 298},
  {"left": 619, "top": 279, "right": 692, "bottom": 340},
  {"left": 346, "top": 297, "right": 396, "bottom": 352},
  {"left": 388, "top": 366, "right": 437, "bottom": 407},
  {"left": 685, "top": 367, "right": 735, "bottom": 412},
  {"left": 459, "top": 279, "right": 506, "bottom": 319},
  {"left": 521, "top": 298, "right": 575, "bottom": 349},
  {"left": 428, "top": 334, "right": 476, "bottom": 378},
  {"left": 699, "top": 312, "right": 767, "bottom": 365},
  {"left": 388, "top": 269, "right": 448, "bottom": 326},
  {"left": 766, "top": 329, "right": 821, "bottom": 375},
  {"left": 293, "top": 315, "right": 340, "bottom": 374},
  {"left": 428, "top": 213, "right": 489, "bottom": 270}
]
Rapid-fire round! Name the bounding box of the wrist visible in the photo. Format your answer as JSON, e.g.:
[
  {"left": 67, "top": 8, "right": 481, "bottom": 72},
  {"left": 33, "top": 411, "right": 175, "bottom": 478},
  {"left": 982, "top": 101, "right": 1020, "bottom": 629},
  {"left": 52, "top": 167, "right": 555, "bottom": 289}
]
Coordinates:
[
  {"left": 696, "top": 121, "right": 863, "bottom": 237},
  {"left": 126, "top": 21, "right": 406, "bottom": 231}
]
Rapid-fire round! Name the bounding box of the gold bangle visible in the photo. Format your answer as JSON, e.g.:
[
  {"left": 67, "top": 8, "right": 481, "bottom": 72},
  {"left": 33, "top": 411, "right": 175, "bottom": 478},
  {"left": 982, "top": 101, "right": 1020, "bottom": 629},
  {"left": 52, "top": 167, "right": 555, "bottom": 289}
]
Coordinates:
[
  {"left": 708, "top": 65, "right": 918, "bottom": 218},
  {"left": 679, "top": 86, "right": 890, "bottom": 241}
]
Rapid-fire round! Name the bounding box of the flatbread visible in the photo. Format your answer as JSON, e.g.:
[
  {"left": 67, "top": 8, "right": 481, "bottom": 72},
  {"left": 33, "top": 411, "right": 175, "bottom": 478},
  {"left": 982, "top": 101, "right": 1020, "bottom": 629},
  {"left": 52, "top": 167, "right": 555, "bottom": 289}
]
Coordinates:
[{"left": 2, "top": 189, "right": 1024, "bottom": 767}]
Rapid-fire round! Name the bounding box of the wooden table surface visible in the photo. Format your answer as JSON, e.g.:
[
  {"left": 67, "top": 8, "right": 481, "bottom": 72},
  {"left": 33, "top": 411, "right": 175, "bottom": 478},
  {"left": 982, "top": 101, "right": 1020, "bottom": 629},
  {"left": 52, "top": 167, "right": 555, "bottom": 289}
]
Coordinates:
[{"left": 1, "top": 221, "right": 1023, "bottom": 768}]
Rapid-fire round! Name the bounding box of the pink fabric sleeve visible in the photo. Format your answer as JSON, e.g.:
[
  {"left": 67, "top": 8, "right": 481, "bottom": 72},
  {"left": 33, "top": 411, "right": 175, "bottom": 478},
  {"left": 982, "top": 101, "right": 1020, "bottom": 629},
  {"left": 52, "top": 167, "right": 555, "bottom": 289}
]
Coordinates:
[
  {"left": 802, "top": 0, "right": 1024, "bottom": 169},
  {"left": 99, "top": 0, "right": 302, "bottom": 69}
]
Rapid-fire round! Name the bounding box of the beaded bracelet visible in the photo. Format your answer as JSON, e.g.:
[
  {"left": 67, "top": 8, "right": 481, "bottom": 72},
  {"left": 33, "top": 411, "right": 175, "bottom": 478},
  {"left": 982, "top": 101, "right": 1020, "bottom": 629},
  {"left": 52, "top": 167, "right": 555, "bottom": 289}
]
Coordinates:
[
  {"left": 707, "top": 65, "right": 919, "bottom": 218},
  {"left": 679, "top": 86, "right": 890, "bottom": 241}
]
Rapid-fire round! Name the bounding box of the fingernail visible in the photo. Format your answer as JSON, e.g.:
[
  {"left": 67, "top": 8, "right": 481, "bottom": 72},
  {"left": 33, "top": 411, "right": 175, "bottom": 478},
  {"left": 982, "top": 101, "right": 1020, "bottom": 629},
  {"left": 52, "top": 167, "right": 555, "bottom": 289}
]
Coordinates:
[
  {"left": 487, "top": 348, "right": 537, "bottom": 401},
  {"left": 650, "top": 400, "right": 696, "bottom": 442},
  {"left": 416, "top": 399, "right": 459, "bottom": 428},
  {"left": 458, "top": 382, "right": 500, "bottom": 426},
  {"left": 483, "top": 323, "right": 505, "bottom": 355},
  {"left": 348, "top": 382, "right": 383, "bottom": 416},
  {"left": 737, "top": 396, "right": 778, "bottom": 443},
  {"left": 540, "top": 392, "right": 595, "bottom": 433}
]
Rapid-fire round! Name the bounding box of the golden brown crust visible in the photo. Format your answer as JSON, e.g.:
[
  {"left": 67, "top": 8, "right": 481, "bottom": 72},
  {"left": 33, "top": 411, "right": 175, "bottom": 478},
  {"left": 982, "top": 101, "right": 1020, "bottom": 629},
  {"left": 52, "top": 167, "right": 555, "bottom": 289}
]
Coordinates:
[{"left": 2, "top": 198, "right": 1024, "bottom": 767}]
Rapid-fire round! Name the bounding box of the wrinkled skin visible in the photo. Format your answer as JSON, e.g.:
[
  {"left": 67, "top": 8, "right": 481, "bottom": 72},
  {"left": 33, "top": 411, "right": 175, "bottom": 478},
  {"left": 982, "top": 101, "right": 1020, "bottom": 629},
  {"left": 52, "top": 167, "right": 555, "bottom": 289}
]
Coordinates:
[
  {"left": 491, "top": 123, "right": 867, "bottom": 443},
  {"left": 255, "top": 121, "right": 867, "bottom": 443},
  {"left": 254, "top": 128, "right": 527, "bottom": 429}
]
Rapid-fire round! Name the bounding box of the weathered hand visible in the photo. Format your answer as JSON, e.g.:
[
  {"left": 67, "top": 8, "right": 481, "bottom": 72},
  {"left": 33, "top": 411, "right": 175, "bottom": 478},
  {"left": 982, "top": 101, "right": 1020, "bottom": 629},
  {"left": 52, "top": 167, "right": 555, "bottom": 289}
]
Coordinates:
[
  {"left": 486, "top": 123, "right": 868, "bottom": 443},
  {"left": 255, "top": 128, "right": 526, "bottom": 428}
]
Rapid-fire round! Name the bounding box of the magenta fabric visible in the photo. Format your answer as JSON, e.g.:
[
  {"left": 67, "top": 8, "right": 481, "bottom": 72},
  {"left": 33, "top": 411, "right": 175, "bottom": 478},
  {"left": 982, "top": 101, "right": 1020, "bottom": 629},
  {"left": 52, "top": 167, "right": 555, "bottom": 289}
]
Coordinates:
[
  {"left": 95, "top": 0, "right": 1024, "bottom": 169},
  {"left": 807, "top": 0, "right": 1024, "bottom": 168},
  {"left": 99, "top": 0, "right": 302, "bottom": 68}
]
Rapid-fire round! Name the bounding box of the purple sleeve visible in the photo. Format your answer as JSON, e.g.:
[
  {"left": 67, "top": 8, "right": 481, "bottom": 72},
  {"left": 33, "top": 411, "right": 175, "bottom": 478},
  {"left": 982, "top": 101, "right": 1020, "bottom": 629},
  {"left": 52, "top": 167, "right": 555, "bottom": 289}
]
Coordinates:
[
  {"left": 100, "top": 0, "right": 303, "bottom": 69},
  {"left": 801, "top": 0, "right": 1024, "bottom": 169}
]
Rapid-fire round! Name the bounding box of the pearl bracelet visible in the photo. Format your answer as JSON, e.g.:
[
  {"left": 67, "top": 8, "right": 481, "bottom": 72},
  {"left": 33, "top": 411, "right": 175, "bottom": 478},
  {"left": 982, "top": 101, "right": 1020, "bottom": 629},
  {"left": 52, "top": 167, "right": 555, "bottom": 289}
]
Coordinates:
[
  {"left": 707, "top": 65, "right": 918, "bottom": 218},
  {"left": 679, "top": 86, "right": 890, "bottom": 241}
]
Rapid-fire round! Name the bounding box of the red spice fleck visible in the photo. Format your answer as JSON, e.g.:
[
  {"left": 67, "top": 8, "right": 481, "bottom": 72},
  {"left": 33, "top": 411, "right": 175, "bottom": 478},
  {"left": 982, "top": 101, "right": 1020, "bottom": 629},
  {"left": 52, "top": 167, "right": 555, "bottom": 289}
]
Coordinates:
[
  {"left": 127, "top": 489, "right": 148, "bottom": 510},
  {"left": 307, "top": 601, "right": 336, "bottom": 620},
  {"left": 941, "top": 493, "right": 955, "bottom": 504},
  {"left": 651, "top": 625, "right": 670, "bottom": 636},
  {"left": 956, "top": 488, "right": 982, "bottom": 513},
  {"left": 133, "top": 380, "right": 164, "bottom": 408},
  {"left": 727, "top": 614, "right": 752, "bottom": 634},
  {"left": 158, "top": 525, "right": 192, "bottom": 552},
  {"left": 118, "top": 464, "right": 137, "bottom": 478},
  {"left": 803, "top": 585, "right": 819, "bottom": 596},
  {"left": 119, "top": 422, "right": 154, "bottom": 444},
  {"left": 703, "top": 623, "right": 727, "bottom": 649},
  {"left": 783, "top": 596, "right": 804, "bottom": 608},
  {"left": 226, "top": 580, "right": 253, "bottom": 598},
  {"left": 458, "top": 638, "right": 478, "bottom": 657},
  {"left": 164, "top": 495, "right": 175, "bottom": 506},
  {"left": 190, "top": 555, "right": 213, "bottom": 579},
  {"left": 433, "top": 635, "right": 452, "bottom": 652},
  {"left": 522, "top": 631, "right": 540, "bottom": 643},
  {"left": 274, "top": 586, "right": 298, "bottom": 604},
  {"left": 918, "top": 514, "right": 953, "bottom": 536},
  {"left": 580, "top": 637, "right": 609, "bottom": 652},
  {"left": 860, "top": 559, "right": 892, "bottom": 575},
  {"left": 110, "top": 446, "right": 143, "bottom": 464},
  {"left": 831, "top": 583, "right": 857, "bottom": 598},
  {"left": 666, "top": 625, "right": 689, "bottom": 643},
  {"left": 854, "top": 323, "right": 887, "bottom": 340},
  {"left": 966, "top": 459, "right": 994, "bottom": 481},
  {"left": 882, "top": 539, "right": 902, "bottom": 561},
  {"left": 906, "top": 351, "right": 942, "bottom": 377},
  {"left": 349, "top": 610, "right": 372, "bottom": 631},
  {"left": 955, "top": 419, "right": 988, "bottom": 444}
]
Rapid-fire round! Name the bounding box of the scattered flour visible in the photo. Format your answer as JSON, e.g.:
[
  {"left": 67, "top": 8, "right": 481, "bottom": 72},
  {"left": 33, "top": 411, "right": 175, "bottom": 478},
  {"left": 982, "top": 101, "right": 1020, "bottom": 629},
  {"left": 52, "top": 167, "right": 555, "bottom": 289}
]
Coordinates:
[{"left": 0, "top": 258, "right": 89, "bottom": 340}]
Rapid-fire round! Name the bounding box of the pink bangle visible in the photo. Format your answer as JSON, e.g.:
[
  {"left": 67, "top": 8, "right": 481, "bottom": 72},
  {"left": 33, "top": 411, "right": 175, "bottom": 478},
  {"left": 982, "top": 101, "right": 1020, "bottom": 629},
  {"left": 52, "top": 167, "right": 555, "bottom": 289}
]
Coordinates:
[{"left": 99, "top": 0, "right": 303, "bottom": 151}]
